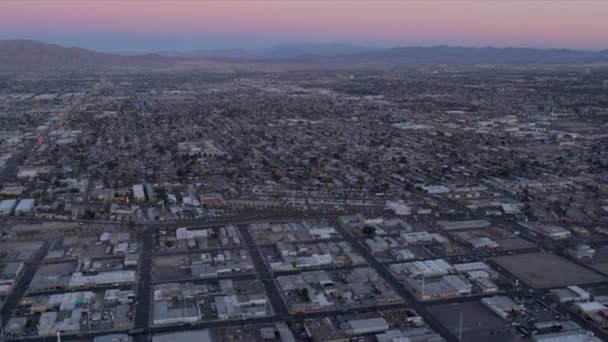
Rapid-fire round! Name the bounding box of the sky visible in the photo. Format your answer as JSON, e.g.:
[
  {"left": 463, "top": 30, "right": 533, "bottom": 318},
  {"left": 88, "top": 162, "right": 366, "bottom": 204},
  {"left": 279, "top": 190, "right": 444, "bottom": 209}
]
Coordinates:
[{"left": 1, "top": 1, "right": 607, "bottom": 53}]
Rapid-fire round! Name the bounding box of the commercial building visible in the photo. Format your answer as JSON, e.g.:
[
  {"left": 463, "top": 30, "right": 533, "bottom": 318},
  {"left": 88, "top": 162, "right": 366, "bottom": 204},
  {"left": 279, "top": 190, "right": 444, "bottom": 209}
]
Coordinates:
[
  {"left": 400, "top": 231, "right": 448, "bottom": 244},
  {"left": 391, "top": 248, "right": 415, "bottom": 261},
  {"left": 346, "top": 318, "right": 390, "bottom": 335},
  {"left": 438, "top": 220, "right": 491, "bottom": 231},
  {"left": 68, "top": 270, "right": 136, "bottom": 288},
  {"left": 519, "top": 222, "right": 571, "bottom": 240},
  {"left": 422, "top": 185, "right": 451, "bottom": 194},
  {"left": 132, "top": 184, "right": 145, "bottom": 203},
  {"left": 152, "top": 330, "right": 212, "bottom": 342},
  {"left": 405, "top": 275, "right": 472, "bottom": 301},
  {"left": 399, "top": 259, "right": 453, "bottom": 277},
  {"left": 214, "top": 294, "right": 269, "bottom": 319},
  {"left": 94, "top": 335, "right": 132, "bottom": 342},
  {"left": 153, "top": 300, "right": 200, "bottom": 325},
  {"left": 15, "top": 198, "right": 35, "bottom": 215},
  {"left": 309, "top": 227, "right": 339, "bottom": 239},
  {"left": 532, "top": 330, "right": 602, "bottom": 342},
  {"left": 0, "top": 262, "right": 25, "bottom": 295},
  {"left": 0, "top": 199, "right": 17, "bottom": 215},
  {"left": 482, "top": 296, "right": 521, "bottom": 319},
  {"left": 552, "top": 286, "right": 591, "bottom": 303},
  {"left": 385, "top": 201, "right": 412, "bottom": 216},
  {"left": 568, "top": 244, "right": 595, "bottom": 259}
]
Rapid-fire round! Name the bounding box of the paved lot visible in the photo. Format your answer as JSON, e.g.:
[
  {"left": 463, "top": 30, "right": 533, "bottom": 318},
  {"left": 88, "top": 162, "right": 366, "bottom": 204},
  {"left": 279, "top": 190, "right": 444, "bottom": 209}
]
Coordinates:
[
  {"left": 494, "top": 251, "right": 605, "bottom": 288},
  {"left": 428, "top": 301, "right": 523, "bottom": 342}
]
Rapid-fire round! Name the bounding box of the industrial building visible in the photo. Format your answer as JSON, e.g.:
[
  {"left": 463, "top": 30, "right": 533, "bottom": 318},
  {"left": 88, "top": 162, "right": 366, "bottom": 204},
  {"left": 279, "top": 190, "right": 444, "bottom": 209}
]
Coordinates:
[
  {"left": 392, "top": 259, "right": 453, "bottom": 278},
  {"left": 519, "top": 222, "right": 572, "bottom": 240},
  {"left": 132, "top": 184, "right": 145, "bottom": 203},
  {"left": 438, "top": 220, "right": 491, "bottom": 231},
  {"left": 68, "top": 270, "right": 136, "bottom": 288},
  {"left": 152, "top": 330, "right": 213, "bottom": 342},
  {"left": 94, "top": 334, "right": 133, "bottom": 342},
  {"left": 345, "top": 318, "right": 390, "bottom": 335},
  {"left": 551, "top": 286, "right": 591, "bottom": 303},
  {"left": 14, "top": 198, "right": 35, "bottom": 215},
  {"left": 405, "top": 275, "right": 472, "bottom": 301},
  {"left": 482, "top": 296, "right": 522, "bottom": 319},
  {"left": 400, "top": 231, "right": 448, "bottom": 244},
  {"left": 0, "top": 262, "right": 25, "bottom": 295},
  {"left": 0, "top": 199, "right": 17, "bottom": 215}
]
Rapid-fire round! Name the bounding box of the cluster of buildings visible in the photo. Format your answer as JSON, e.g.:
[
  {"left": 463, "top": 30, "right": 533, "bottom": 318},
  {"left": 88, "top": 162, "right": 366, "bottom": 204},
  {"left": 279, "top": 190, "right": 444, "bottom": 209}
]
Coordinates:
[
  {"left": 249, "top": 221, "right": 341, "bottom": 244},
  {"left": 8, "top": 289, "right": 134, "bottom": 336},
  {"left": 267, "top": 241, "right": 365, "bottom": 271},
  {"left": 276, "top": 268, "right": 402, "bottom": 313},
  {"left": 152, "top": 280, "right": 272, "bottom": 325},
  {"left": 158, "top": 225, "right": 241, "bottom": 251},
  {"left": 1, "top": 65, "right": 608, "bottom": 341},
  {"left": 390, "top": 259, "right": 502, "bottom": 300}
]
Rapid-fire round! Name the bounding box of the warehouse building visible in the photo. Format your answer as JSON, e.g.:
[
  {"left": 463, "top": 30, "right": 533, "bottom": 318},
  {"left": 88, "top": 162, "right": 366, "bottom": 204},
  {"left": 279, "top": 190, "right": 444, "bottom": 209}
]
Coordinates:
[
  {"left": 94, "top": 334, "right": 132, "bottom": 342},
  {"left": 519, "top": 222, "right": 571, "bottom": 240},
  {"left": 482, "top": 296, "right": 521, "bottom": 319},
  {"left": 14, "top": 198, "right": 35, "bottom": 215},
  {"left": 152, "top": 330, "right": 212, "bottom": 342},
  {"left": 345, "top": 318, "right": 390, "bottom": 335},
  {"left": 438, "top": 220, "right": 491, "bottom": 231},
  {"left": 68, "top": 270, "right": 136, "bottom": 288},
  {"left": 132, "top": 184, "right": 145, "bottom": 203},
  {"left": 0, "top": 199, "right": 17, "bottom": 215}
]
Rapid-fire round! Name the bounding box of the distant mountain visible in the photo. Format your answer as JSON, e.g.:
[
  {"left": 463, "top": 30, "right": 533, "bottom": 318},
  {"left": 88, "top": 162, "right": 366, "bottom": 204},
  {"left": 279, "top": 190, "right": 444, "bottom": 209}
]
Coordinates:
[
  {"left": 1, "top": 40, "right": 607, "bottom": 71},
  {"left": 340, "top": 46, "right": 605, "bottom": 66},
  {"left": 162, "top": 44, "right": 608, "bottom": 67},
  {"left": 159, "top": 43, "right": 376, "bottom": 59},
  {"left": 0, "top": 40, "right": 174, "bottom": 71}
]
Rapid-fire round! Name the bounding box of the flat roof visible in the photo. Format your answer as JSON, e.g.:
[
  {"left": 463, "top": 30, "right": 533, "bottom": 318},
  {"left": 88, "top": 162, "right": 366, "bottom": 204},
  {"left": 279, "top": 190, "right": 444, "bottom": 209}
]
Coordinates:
[
  {"left": 152, "top": 330, "right": 212, "bottom": 342},
  {"left": 438, "top": 220, "right": 491, "bottom": 231}
]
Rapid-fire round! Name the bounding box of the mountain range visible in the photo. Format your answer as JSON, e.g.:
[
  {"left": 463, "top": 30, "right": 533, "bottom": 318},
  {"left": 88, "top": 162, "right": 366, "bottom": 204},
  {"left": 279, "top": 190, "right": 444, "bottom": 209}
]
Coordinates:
[
  {"left": 158, "top": 43, "right": 377, "bottom": 59},
  {"left": 1, "top": 39, "right": 607, "bottom": 71},
  {"left": 0, "top": 40, "right": 174, "bottom": 71}
]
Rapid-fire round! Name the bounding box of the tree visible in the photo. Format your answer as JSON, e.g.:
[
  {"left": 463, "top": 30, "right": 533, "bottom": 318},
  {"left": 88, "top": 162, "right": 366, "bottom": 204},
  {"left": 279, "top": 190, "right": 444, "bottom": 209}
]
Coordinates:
[
  {"left": 362, "top": 226, "right": 376, "bottom": 237},
  {"left": 82, "top": 209, "right": 96, "bottom": 220},
  {"left": 294, "top": 311, "right": 305, "bottom": 324}
]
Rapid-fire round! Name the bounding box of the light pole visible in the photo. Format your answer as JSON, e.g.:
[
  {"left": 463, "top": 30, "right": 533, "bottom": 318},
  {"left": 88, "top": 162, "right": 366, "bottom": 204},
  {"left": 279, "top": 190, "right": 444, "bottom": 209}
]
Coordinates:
[{"left": 459, "top": 310, "right": 463, "bottom": 341}]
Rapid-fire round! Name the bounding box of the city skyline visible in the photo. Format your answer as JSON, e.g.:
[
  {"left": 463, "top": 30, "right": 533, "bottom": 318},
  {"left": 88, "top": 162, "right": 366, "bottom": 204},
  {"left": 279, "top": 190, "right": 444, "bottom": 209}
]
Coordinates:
[{"left": 1, "top": 0, "right": 607, "bottom": 53}]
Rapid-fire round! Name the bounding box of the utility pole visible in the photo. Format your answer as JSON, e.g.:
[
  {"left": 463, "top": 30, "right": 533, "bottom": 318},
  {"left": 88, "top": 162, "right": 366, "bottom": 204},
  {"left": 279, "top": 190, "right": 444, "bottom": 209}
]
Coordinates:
[
  {"left": 459, "top": 310, "right": 463, "bottom": 341},
  {"left": 87, "top": 300, "right": 91, "bottom": 332},
  {"left": 0, "top": 316, "right": 5, "bottom": 342},
  {"left": 421, "top": 274, "right": 425, "bottom": 300}
]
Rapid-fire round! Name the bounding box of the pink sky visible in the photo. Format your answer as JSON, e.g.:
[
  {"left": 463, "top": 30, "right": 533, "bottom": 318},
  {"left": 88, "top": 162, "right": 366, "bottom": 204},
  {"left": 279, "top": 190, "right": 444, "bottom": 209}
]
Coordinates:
[{"left": 1, "top": 1, "right": 607, "bottom": 51}]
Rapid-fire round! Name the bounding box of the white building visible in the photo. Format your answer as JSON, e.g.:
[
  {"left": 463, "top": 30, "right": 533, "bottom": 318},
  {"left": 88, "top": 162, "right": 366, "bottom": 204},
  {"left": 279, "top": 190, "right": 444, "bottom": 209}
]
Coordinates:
[
  {"left": 68, "top": 270, "right": 136, "bottom": 288},
  {"left": 17, "top": 169, "right": 38, "bottom": 179},
  {"left": 176, "top": 227, "right": 209, "bottom": 240},
  {"left": 0, "top": 199, "right": 17, "bottom": 216},
  {"left": 15, "top": 199, "right": 35, "bottom": 215},
  {"left": 309, "top": 227, "right": 338, "bottom": 239},
  {"left": 132, "top": 184, "right": 145, "bottom": 203},
  {"left": 482, "top": 296, "right": 521, "bottom": 319},
  {"left": 422, "top": 185, "right": 451, "bottom": 194},
  {"left": 385, "top": 201, "right": 412, "bottom": 216}
]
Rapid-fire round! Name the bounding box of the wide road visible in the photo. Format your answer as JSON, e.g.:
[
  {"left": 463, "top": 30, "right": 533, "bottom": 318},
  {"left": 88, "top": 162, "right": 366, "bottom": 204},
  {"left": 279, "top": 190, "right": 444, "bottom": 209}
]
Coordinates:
[
  {"left": 238, "top": 225, "right": 290, "bottom": 318},
  {"left": 1, "top": 240, "right": 50, "bottom": 327},
  {"left": 331, "top": 221, "right": 460, "bottom": 342},
  {"left": 133, "top": 226, "right": 155, "bottom": 335}
]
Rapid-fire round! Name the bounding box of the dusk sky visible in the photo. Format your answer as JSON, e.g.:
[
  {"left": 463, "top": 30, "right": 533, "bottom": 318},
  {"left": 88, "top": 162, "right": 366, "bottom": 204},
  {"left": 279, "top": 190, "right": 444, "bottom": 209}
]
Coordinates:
[{"left": 1, "top": 1, "right": 607, "bottom": 53}]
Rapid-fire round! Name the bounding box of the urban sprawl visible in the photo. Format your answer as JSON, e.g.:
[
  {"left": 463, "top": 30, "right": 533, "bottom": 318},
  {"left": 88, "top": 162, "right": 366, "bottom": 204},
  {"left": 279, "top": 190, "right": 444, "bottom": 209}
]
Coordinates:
[{"left": 1, "top": 67, "right": 608, "bottom": 342}]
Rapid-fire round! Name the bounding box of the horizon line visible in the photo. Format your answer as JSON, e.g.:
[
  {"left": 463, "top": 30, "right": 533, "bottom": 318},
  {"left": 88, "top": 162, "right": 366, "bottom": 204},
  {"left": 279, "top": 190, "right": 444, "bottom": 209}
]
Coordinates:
[{"left": 2, "top": 38, "right": 606, "bottom": 56}]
